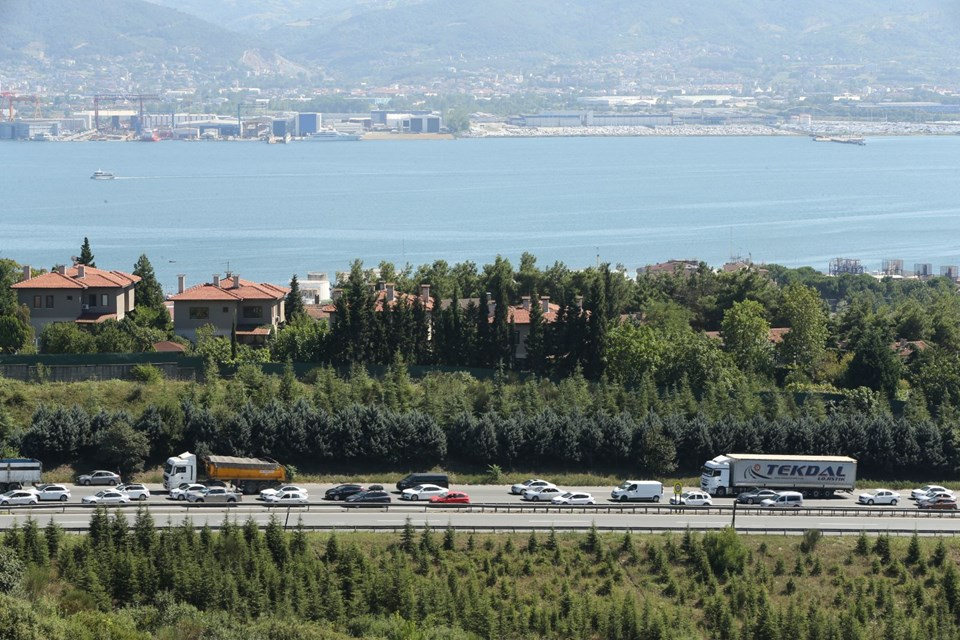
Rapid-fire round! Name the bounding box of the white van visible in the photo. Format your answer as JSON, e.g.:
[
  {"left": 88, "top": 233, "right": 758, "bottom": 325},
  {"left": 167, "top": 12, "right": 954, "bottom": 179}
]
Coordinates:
[
  {"left": 611, "top": 480, "right": 663, "bottom": 503},
  {"left": 760, "top": 491, "right": 804, "bottom": 509}
]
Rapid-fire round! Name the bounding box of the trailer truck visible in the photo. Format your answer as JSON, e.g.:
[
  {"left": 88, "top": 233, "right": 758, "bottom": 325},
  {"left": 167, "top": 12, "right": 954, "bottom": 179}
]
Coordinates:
[
  {"left": 163, "top": 452, "right": 287, "bottom": 495},
  {"left": 0, "top": 458, "right": 42, "bottom": 491},
  {"left": 700, "top": 453, "right": 857, "bottom": 498}
]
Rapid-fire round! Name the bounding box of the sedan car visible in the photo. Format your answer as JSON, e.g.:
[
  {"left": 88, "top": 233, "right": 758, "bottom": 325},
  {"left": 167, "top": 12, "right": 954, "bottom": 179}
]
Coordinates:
[
  {"left": 188, "top": 487, "right": 240, "bottom": 503},
  {"left": 430, "top": 491, "right": 471, "bottom": 504},
  {"left": 268, "top": 491, "right": 309, "bottom": 505},
  {"left": 552, "top": 492, "right": 595, "bottom": 505},
  {"left": 736, "top": 488, "right": 779, "bottom": 505},
  {"left": 522, "top": 486, "right": 564, "bottom": 502},
  {"left": 260, "top": 485, "right": 308, "bottom": 501},
  {"left": 917, "top": 491, "right": 955, "bottom": 506},
  {"left": 919, "top": 497, "right": 958, "bottom": 510},
  {"left": 0, "top": 490, "right": 39, "bottom": 506},
  {"left": 401, "top": 484, "right": 449, "bottom": 501},
  {"left": 671, "top": 491, "right": 713, "bottom": 506},
  {"left": 344, "top": 490, "right": 391, "bottom": 504},
  {"left": 77, "top": 470, "right": 120, "bottom": 486},
  {"left": 911, "top": 485, "right": 951, "bottom": 500},
  {"left": 168, "top": 483, "right": 205, "bottom": 501},
  {"left": 117, "top": 484, "right": 151, "bottom": 501},
  {"left": 857, "top": 489, "right": 901, "bottom": 506},
  {"left": 34, "top": 484, "right": 71, "bottom": 502},
  {"left": 324, "top": 484, "right": 365, "bottom": 501},
  {"left": 82, "top": 490, "right": 130, "bottom": 505},
  {"left": 510, "top": 479, "right": 556, "bottom": 495}
]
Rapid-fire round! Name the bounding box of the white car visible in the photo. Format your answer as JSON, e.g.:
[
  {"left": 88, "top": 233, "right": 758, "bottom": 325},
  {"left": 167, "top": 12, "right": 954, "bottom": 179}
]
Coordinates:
[
  {"left": 118, "top": 483, "right": 151, "bottom": 501},
  {"left": 552, "top": 491, "right": 595, "bottom": 505},
  {"left": 857, "top": 489, "right": 901, "bottom": 506},
  {"left": 670, "top": 491, "right": 713, "bottom": 506},
  {"left": 510, "top": 479, "right": 555, "bottom": 495},
  {"left": 401, "top": 484, "right": 449, "bottom": 501},
  {"left": 911, "top": 485, "right": 950, "bottom": 500},
  {"left": 522, "top": 486, "right": 564, "bottom": 501},
  {"left": 268, "top": 491, "right": 309, "bottom": 505},
  {"left": 259, "top": 485, "right": 308, "bottom": 501},
  {"left": 0, "top": 490, "right": 39, "bottom": 506},
  {"left": 82, "top": 490, "right": 130, "bottom": 505},
  {"left": 169, "top": 483, "right": 206, "bottom": 501},
  {"left": 34, "top": 484, "right": 71, "bottom": 502},
  {"left": 917, "top": 490, "right": 955, "bottom": 506}
]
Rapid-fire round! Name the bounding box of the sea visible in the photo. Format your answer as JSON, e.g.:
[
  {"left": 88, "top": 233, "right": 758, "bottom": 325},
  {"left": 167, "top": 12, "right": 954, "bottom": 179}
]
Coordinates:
[{"left": 2, "top": 135, "right": 960, "bottom": 292}]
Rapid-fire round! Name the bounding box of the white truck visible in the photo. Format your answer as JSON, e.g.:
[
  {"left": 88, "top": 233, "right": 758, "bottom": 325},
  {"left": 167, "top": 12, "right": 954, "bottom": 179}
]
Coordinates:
[
  {"left": 163, "top": 452, "right": 287, "bottom": 495},
  {"left": 0, "top": 458, "right": 42, "bottom": 492},
  {"left": 700, "top": 453, "right": 857, "bottom": 498}
]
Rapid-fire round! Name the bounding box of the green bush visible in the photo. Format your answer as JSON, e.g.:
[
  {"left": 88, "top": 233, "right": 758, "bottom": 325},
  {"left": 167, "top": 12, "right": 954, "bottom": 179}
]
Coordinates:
[{"left": 130, "top": 364, "right": 164, "bottom": 384}]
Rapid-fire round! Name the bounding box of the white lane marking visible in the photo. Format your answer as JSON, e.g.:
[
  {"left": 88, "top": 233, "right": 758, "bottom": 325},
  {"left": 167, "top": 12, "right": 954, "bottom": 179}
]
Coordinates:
[
  {"left": 530, "top": 520, "right": 589, "bottom": 524},
  {"left": 377, "top": 520, "right": 404, "bottom": 523}
]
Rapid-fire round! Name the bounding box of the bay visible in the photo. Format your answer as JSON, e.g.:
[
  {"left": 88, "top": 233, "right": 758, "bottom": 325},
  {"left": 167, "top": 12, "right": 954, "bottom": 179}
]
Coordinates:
[{"left": 2, "top": 135, "right": 959, "bottom": 291}]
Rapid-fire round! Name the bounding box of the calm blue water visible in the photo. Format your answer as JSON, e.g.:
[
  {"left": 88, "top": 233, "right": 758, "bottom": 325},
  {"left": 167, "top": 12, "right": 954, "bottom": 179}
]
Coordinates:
[{"left": 2, "top": 135, "right": 960, "bottom": 292}]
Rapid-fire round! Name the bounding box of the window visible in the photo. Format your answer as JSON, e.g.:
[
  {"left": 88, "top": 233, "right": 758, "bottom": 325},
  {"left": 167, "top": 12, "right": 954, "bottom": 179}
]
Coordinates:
[
  {"left": 32, "top": 295, "right": 41, "bottom": 308},
  {"left": 67, "top": 295, "right": 73, "bottom": 301},
  {"left": 45, "top": 295, "right": 54, "bottom": 308},
  {"left": 88, "top": 294, "right": 96, "bottom": 308},
  {"left": 189, "top": 307, "right": 209, "bottom": 320},
  {"left": 242, "top": 306, "right": 263, "bottom": 319},
  {"left": 222, "top": 307, "right": 229, "bottom": 314},
  {"left": 101, "top": 294, "right": 108, "bottom": 307}
]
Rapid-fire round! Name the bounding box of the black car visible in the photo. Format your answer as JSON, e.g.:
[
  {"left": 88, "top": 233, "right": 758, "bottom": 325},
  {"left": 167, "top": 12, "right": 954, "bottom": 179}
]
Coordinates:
[
  {"left": 736, "top": 487, "right": 779, "bottom": 505},
  {"left": 345, "top": 490, "right": 391, "bottom": 504},
  {"left": 325, "top": 484, "right": 365, "bottom": 501}
]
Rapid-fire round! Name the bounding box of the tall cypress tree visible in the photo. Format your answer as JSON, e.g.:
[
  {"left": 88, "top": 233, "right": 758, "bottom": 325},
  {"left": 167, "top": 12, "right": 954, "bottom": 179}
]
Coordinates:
[
  {"left": 285, "top": 274, "right": 306, "bottom": 322},
  {"left": 131, "top": 254, "right": 165, "bottom": 312},
  {"left": 78, "top": 237, "right": 96, "bottom": 267}
]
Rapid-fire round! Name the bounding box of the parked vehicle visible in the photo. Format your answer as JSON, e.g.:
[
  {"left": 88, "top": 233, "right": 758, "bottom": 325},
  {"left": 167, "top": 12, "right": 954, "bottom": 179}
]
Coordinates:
[
  {"left": 857, "top": 489, "right": 901, "bottom": 505},
  {"left": 0, "top": 490, "right": 38, "bottom": 506},
  {"left": 163, "top": 451, "right": 287, "bottom": 495},
  {"left": 168, "top": 483, "right": 205, "bottom": 501},
  {"left": 911, "top": 485, "right": 951, "bottom": 500},
  {"left": 77, "top": 470, "right": 120, "bottom": 486},
  {"left": 0, "top": 458, "right": 42, "bottom": 491},
  {"left": 522, "top": 486, "right": 564, "bottom": 502},
  {"left": 82, "top": 490, "right": 130, "bottom": 505},
  {"left": 345, "top": 490, "right": 391, "bottom": 504},
  {"left": 401, "top": 484, "right": 449, "bottom": 501},
  {"left": 552, "top": 492, "right": 595, "bottom": 505},
  {"left": 511, "top": 479, "right": 555, "bottom": 495},
  {"left": 610, "top": 480, "right": 663, "bottom": 503},
  {"left": 188, "top": 487, "right": 240, "bottom": 503},
  {"left": 268, "top": 491, "right": 308, "bottom": 505},
  {"left": 117, "top": 484, "right": 151, "bottom": 501},
  {"left": 760, "top": 491, "right": 804, "bottom": 508},
  {"left": 260, "top": 485, "right": 308, "bottom": 501},
  {"left": 671, "top": 491, "right": 713, "bottom": 506},
  {"left": 33, "top": 484, "right": 71, "bottom": 502},
  {"left": 396, "top": 473, "right": 449, "bottom": 491},
  {"left": 736, "top": 487, "right": 780, "bottom": 505},
  {"left": 324, "top": 484, "right": 365, "bottom": 500},
  {"left": 701, "top": 453, "right": 857, "bottom": 497},
  {"left": 919, "top": 497, "right": 958, "bottom": 510},
  {"left": 430, "top": 492, "right": 471, "bottom": 504}
]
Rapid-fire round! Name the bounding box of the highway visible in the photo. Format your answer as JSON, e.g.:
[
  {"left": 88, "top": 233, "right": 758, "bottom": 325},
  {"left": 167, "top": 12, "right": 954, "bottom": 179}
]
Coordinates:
[{"left": 1, "top": 482, "right": 956, "bottom": 535}]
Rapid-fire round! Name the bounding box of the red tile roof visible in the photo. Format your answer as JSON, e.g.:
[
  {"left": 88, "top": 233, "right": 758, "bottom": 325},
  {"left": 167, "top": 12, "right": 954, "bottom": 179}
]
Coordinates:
[
  {"left": 320, "top": 289, "right": 435, "bottom": 314},
  {"left": 153, "top": 340, "right": 187, "bottom": 353},
  {"left": 75, "top": 312, "right": 118, "bottom": 324},
  {"left": 169, "top": 276, "right": 289, "bottom": 302},
  {"left": 11, "top": 265, "right": 140, "bottom": 290}
]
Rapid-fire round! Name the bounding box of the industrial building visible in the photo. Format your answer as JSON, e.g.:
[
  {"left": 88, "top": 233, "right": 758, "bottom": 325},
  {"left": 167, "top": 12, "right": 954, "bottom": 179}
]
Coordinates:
[{"left": 509, "top": 111, "right": 673, "bottom": 127}]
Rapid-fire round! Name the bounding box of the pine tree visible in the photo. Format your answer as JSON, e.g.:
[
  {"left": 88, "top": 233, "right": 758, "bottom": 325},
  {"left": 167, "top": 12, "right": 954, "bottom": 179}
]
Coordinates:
[
  {"left": 285, "top": 274, "right": 306, "bottom": 322},
  {"left": 78, "top": 237, "right": 96, "bottom": 267},
  {"left": 131, "top": 254, "right": 166, "bottom": 313}
]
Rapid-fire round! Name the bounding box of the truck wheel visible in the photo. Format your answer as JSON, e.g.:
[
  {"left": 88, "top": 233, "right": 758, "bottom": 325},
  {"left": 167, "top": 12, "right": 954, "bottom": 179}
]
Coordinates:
[
  {"left": 619, "top": 495, "right": 628, "bottom": 503},
  {"left": 716, "top": 487, "right": 726, "bottom": 497}
]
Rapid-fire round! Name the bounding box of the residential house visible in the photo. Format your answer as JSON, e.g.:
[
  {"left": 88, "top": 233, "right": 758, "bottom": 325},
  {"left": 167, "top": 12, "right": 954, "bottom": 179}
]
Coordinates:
[
  {"left": 440, "top": 294, "right": 563, "bottom": 361},
  {"left": 321, "top": 281, "right": 436, "bottom": 324},
  {"left": 11, "top": 264, "right": 140, "bottom": 335},
  {"left": 169, "top": 273, "right": 288, "bottom": 344}
]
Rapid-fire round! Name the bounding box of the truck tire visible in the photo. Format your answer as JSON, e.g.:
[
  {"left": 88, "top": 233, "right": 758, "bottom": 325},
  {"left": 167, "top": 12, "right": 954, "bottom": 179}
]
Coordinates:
[{"left": 716, "top": 487, "right": 726, "bottom": 497}]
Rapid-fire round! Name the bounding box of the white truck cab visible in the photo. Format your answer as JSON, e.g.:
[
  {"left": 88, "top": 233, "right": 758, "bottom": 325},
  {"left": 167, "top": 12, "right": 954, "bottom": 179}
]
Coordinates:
[
  {"left": 700, "top": 456, "right": 731, "bottom": 496},
  {"left": 163, "top": 452, "right": 197, "bottom": 490}
]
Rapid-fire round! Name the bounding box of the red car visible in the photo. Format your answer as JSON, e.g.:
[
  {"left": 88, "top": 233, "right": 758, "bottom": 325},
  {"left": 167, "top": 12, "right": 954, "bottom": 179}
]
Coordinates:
[
  {"left": 430, "top": 491, "right": 470, "bottom": 504},
  {"left": 920, "top": 498, "right": 958, "bottom": 510}
]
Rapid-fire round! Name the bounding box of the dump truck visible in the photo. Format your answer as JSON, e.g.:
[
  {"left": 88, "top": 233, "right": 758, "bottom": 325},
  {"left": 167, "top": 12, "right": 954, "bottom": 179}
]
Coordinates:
[
  {"left": 0, "top": 458, "right": 42, "bottom": 491},
  {"left": 700, "top": 453, "right": 857, "bottom": 498},
  {"left": 163, "top": 452, "right": 287, "bottom": 495}
]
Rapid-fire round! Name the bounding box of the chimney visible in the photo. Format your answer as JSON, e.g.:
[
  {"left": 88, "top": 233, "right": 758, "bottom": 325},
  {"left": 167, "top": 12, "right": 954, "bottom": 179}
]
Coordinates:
[
  {"left": 385, "top": 282, "right": 395, "bottom": 302},
  {"left": 521, "top": 295, "right": 530, "bottom": 311},
  {"left": 233, "top": 274, "right": 240, "bottom": 289},
  {"left": 540, "top": 295, "right": 550, "bottom": 314},
  {"left": 56, "top": 265, "right": 66, "bottom": 275},
  {"left": 486, "top": 293, "right": 495, "bottom": 318},
  {"left": 332, "top": 288, "right": 342, "bottom": 301},
  {"left": 420, "top": 283, "right": 430, "bottom": 304},
  {"left": 22, "top": 265, "right": 31, "bottom": 281},
  {"left": 77, "top": 264, "right": 86, "bottom": 279},
  {"left": 377, "top": 280, "right": 386, "bottom": 291},
  {"left": 314, "top": 294, "right": 320, "bottom": 304},
  {"left": 177, "top": 274, "right": 185, "bottom": 294},
  {"left": 212, "top": 274, "right": 220, "bottom": 288}
]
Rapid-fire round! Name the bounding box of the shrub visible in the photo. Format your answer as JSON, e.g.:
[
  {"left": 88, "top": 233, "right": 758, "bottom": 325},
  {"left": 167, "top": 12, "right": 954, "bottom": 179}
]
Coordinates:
[
  {"left": 130, "top": 364, "right": 164, "bottom": 384},
  {"left": 800, "top": 529, "right": 822, "bottom": 553}
]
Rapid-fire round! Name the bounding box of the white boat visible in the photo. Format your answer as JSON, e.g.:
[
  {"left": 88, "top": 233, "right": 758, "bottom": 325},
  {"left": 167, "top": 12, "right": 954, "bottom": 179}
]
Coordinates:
[
  {"left": 302, "top": 130, "right": 361, "bottom": 142},
  {"left": 91, "top": 170, "right": 115, "bottom": 180}
]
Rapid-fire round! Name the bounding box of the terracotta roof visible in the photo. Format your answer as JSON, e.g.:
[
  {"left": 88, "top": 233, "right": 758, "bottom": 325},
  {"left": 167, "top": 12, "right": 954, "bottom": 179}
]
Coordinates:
[
  {"left": 75, "top": 312, "right": 117, "bottom": 324},
  {"left": 11, "top": 265, "right": 140, "bottom": 290},
  {"left": 320, "top": 289, "right": 434, "bottom": 314},
  {"left": 236, "top": 324, "right": 272, "bottom": 336},
  {"left": 305, "top": 305, "right": 332, "bottom": 321},
  {"left": 168, "top": 276, "right": 288, "bottom": 303},
  {"left": 169, "top": 284, "right": 242, "bottom": 302},
  {"left": 153, "top": 340, "right": 187, "bottom": 353},
  {"left": 505, "top": 302, "right": 561, "bottom": 325}
]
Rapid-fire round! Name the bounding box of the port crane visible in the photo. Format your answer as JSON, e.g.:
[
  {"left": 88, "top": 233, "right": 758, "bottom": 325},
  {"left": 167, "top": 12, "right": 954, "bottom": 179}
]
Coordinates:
[
  {"left": 93, "top": 93, "right": 160, "bottom": 134},
  {"left": 1, "top": 93, "right": 41, "bottom": 120}
]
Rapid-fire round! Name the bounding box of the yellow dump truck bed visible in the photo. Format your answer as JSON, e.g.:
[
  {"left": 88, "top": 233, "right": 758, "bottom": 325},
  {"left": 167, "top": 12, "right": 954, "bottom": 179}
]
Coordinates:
[{"left": 204, "top": 455, "right": 287, "bottom": 483}]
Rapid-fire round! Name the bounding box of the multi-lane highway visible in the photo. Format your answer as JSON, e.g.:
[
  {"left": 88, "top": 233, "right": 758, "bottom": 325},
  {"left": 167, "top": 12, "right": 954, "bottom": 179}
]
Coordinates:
[{"left": 1, "top": 482, "right": 956, "bottom": 535}]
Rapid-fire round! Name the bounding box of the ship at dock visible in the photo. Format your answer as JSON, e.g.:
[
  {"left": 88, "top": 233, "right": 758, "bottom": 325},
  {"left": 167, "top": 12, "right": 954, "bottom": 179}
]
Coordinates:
[
  {"left": 813, "top": 135, "right": 866, "bottom": 146},
  {"left": 301, "top": 129, "right": 361, "bottom": 142}
]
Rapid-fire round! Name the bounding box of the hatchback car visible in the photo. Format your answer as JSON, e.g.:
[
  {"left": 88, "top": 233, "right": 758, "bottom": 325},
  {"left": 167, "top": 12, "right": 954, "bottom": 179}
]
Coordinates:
[
  {"left": 324, "top": 484, "right": 365, "bottom": 501},
  {"left": 34, "top": 484, "right": 71, "bottom": 502},
  {"left": 510, "top": 479, "right": 555, "bottom": 495},
  {"left": 82, "top": 490, "right": 130, "bottom": 505},
  {"left": 0, "top": 490, "right": 39, "bottom": 506},
  {"left": 118, "top": 484, "right": 151, "bottom": 501},
  {"left": 552, "top": 492, "right": 595, "bottom": 505},
  {"left": 260, "top": 485, "right": 308, "bottom": 501},
  {"left": 736, "top": 488, "right": 779, "bottom": 505},
  {"left": 169, "top": 483, "right": 205, "bottom": 501},
  {"left": 857, "top": 489, "right": 901, "bottom": 506},
  {"left": 522, "top": 486, "right": 564, "bottom": 501},
  {"left": 430, "top": 491, "right": 471, "bottom": 504},
  {"left": 78, "top": 470, "right": 120, "bottom": 486},
  {"left": 401, "top": 484, "right": 449, "bottom": 501},
  {"left": 345, "top": 490, "right": 391, "bottom": 504},
  {"left": 671, "top": 491, "right": 713, "bottom": 506}
]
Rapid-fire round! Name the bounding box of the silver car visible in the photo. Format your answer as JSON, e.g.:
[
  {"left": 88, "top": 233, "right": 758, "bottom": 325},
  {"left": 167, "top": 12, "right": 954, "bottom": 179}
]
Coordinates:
[
  {"left": 77, "top": 470, "right": 120, "bottom": 486},
  {"left": 188, "top": 487, "right": 241, "bottom": 503}
]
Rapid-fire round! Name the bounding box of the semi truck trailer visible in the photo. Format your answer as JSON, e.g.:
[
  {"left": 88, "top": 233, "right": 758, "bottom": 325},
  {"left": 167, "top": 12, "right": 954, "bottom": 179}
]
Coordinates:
[
  {"left": 0, "top": 458, "right": 42, "bottom": 491},
  {"left": 163, "top": 452, "right": 287, "bottom": 495},
  {"left": 700, "top": 453, "right": 857, "bottom": 498}
]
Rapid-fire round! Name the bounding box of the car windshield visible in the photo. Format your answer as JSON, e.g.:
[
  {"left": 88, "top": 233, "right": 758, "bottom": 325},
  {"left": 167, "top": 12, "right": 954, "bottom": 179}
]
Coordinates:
[{"left": 559, "top": 493, "right": 572, "bottom": 498}]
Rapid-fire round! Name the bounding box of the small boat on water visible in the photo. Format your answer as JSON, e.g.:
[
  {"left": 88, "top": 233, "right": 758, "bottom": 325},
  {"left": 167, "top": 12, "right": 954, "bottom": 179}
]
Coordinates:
[
  {"left": 812, "top": 135, "right": 866, "bottom": 146},
  {"left": 301, "top": 129, "right": 361, "bottom": 142},
  {"left": 91, "top": 170, "right": 115, "bottom": 180}
]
